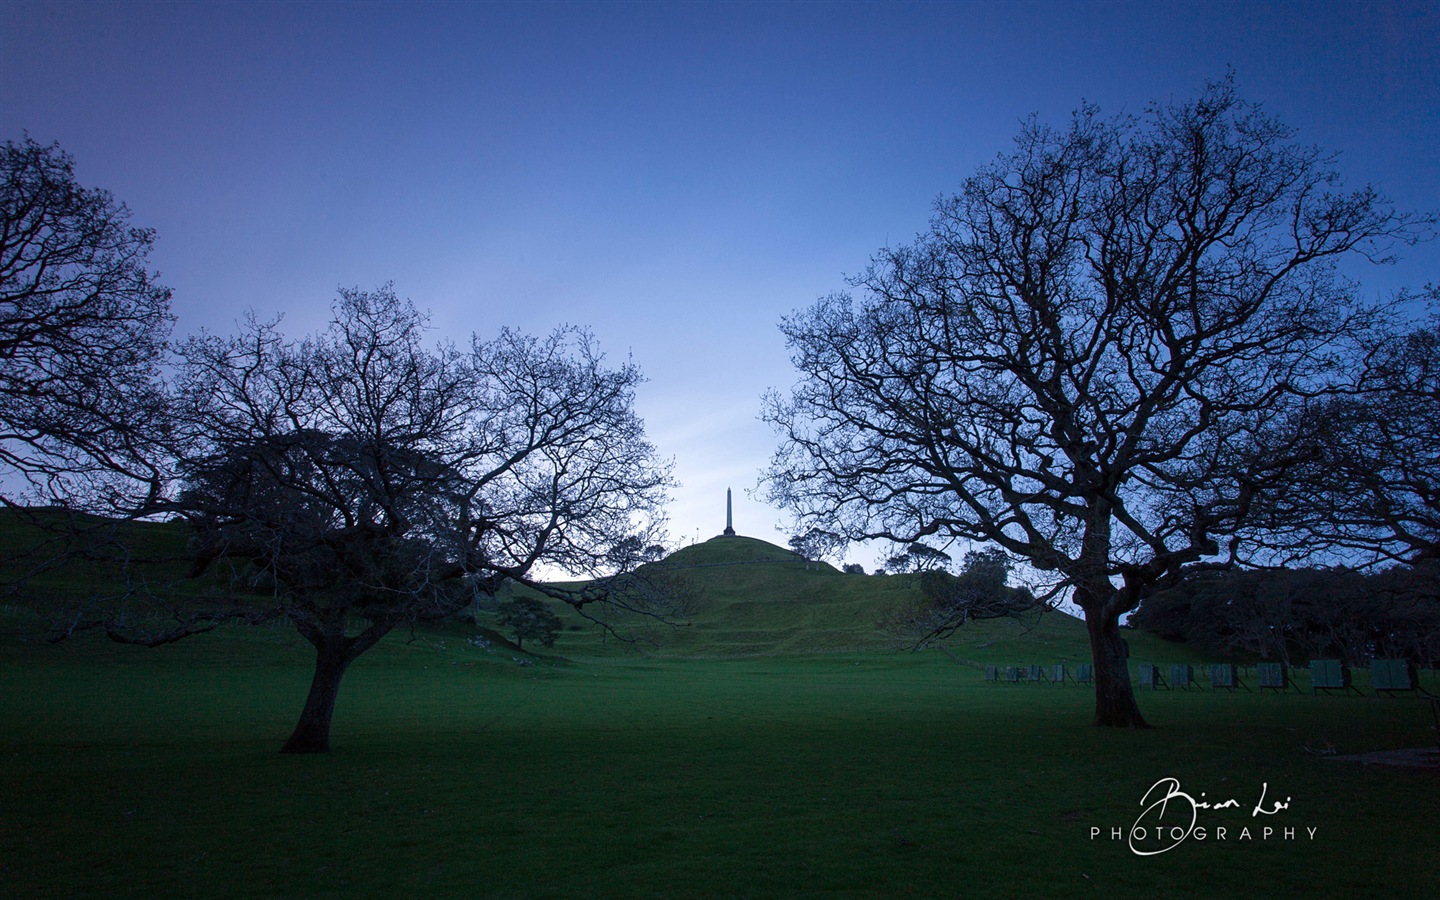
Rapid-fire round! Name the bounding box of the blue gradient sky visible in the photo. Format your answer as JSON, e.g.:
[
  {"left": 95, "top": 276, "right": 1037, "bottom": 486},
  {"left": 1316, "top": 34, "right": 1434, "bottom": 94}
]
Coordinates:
[{"left": 4, "top": 0, "right": 1437, "bottom": 567}]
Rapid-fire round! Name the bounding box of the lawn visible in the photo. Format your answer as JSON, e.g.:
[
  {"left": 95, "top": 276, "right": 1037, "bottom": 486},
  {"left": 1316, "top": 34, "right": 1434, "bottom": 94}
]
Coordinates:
[{"left": 1, "top": 621, "right": 1436, "bottom": 898}]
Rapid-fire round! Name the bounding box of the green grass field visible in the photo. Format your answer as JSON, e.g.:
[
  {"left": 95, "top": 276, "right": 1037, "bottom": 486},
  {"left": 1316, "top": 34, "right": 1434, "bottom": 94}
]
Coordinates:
[
  {"left": 3, "top": 623, "right": 1438, "bottom": 897},
  {"left": 2, "top": 530, "right": 1438, "bottom": 897}
]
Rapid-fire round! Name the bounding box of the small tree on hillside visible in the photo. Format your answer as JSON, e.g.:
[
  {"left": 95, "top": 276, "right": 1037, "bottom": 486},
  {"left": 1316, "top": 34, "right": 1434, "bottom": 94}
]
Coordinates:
[
  {"left": 789, "top": 528, "right": 842, "bottom": 569},
  {"left": 883, "top": 543, "right": 952, "bottom": 574},
  {"left": 497, "top": 596, "right": 563, "bottom": 650},
  {"left": 878, "top": 548, "right": 1037, "bottom": 646}
]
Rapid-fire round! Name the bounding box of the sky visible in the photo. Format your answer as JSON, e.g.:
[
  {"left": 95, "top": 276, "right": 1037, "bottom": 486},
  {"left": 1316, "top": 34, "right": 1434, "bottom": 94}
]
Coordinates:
[{"left": 3, "top": 0, "right": 1438, "bottom": 571}]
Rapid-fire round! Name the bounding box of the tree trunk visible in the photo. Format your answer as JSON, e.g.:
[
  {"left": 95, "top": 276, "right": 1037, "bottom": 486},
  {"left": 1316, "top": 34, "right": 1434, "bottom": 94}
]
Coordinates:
[
  {"left": 1085, "top": 610, "right": 1150, "bottom": 728},
  {"left": 280, "top": 636, "right": 355, "bottom": 754}
]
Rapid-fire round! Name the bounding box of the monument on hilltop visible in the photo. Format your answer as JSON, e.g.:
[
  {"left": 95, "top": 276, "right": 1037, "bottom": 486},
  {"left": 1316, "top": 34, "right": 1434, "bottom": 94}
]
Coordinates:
[{"left": 723, "top": 487, "right": 736, "bottom": 536}]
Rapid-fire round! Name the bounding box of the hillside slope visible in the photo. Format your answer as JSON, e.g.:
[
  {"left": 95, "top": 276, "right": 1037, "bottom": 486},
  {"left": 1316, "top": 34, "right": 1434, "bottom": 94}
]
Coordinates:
[
  {"left": 641, "top": 535, "right": 906, "bottom": 655},
  {"left": 497, "top": 535, "right": 1218, "bottom": 666},
  {"left": 499, "top": 535, "right": 1029, "bottom": 659}
]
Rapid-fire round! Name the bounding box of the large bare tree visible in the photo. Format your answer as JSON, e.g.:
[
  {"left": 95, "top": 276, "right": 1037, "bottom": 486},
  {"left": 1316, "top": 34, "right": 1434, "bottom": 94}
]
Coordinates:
[
  {"left": 762, "top": 78, "right": 1430, "bottom": 727},
  {"left": 59, "top": 286, "right": 677, "bottom": 752},
  {"left": 0, "top": 136, "right": 172, "bottom": 507}
]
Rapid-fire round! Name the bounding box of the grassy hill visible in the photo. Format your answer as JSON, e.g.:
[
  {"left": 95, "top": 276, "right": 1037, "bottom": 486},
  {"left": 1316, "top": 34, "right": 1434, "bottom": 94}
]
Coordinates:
[
  {"left": 480, "top": 534, "right": 1213, "bottom": 667},
  {"left": 629, "top": 534, "right": 906, "bottom": 655}
]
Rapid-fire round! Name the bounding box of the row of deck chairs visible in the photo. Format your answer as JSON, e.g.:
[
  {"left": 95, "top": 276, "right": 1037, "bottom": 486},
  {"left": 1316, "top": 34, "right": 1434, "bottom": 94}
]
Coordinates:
[
  {"left": 984, "top": 659, "right": 1427, "bottom": 695},
  {"left": 984, "top": 664, "right": 1095, "bottom": 686}
]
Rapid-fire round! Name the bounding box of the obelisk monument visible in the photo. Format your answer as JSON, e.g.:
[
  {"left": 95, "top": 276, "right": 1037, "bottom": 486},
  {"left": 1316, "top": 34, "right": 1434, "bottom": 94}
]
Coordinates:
[{"left": 723, "top": 488, "right": 736, "bottom": 536}]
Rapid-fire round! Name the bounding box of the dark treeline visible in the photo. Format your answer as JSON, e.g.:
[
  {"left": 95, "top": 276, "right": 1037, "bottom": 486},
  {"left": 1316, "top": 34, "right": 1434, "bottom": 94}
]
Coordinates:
[{"left": 1131, "top": 565, "right": 1440, "bottom": 668}]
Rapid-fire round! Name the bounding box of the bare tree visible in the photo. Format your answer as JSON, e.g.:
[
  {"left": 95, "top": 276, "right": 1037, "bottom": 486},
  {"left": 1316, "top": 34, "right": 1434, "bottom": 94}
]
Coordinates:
[
  {"left": 59, "top": 286, "right": 676, "bottom": 752},
  {"left": 0, "top": 136, "right": 172, "bottom": 507},
  {"left": 762, "top": 77, "right": 1431, "bottom": 726}
]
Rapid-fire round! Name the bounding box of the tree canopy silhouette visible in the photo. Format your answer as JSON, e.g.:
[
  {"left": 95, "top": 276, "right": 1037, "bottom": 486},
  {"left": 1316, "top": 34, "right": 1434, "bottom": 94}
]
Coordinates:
[
  {"left": 763, "top": 77, "right": 1431, "bottom": 727},
  {"left": 56, "top": 285, "right": 677, "bottom": 753}
]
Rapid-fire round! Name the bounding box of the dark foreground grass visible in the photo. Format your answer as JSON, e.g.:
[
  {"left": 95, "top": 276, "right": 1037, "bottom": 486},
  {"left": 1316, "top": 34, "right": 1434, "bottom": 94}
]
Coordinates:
[{"left": 2, "top": 627, "right": 1437, "bottom": 898}]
